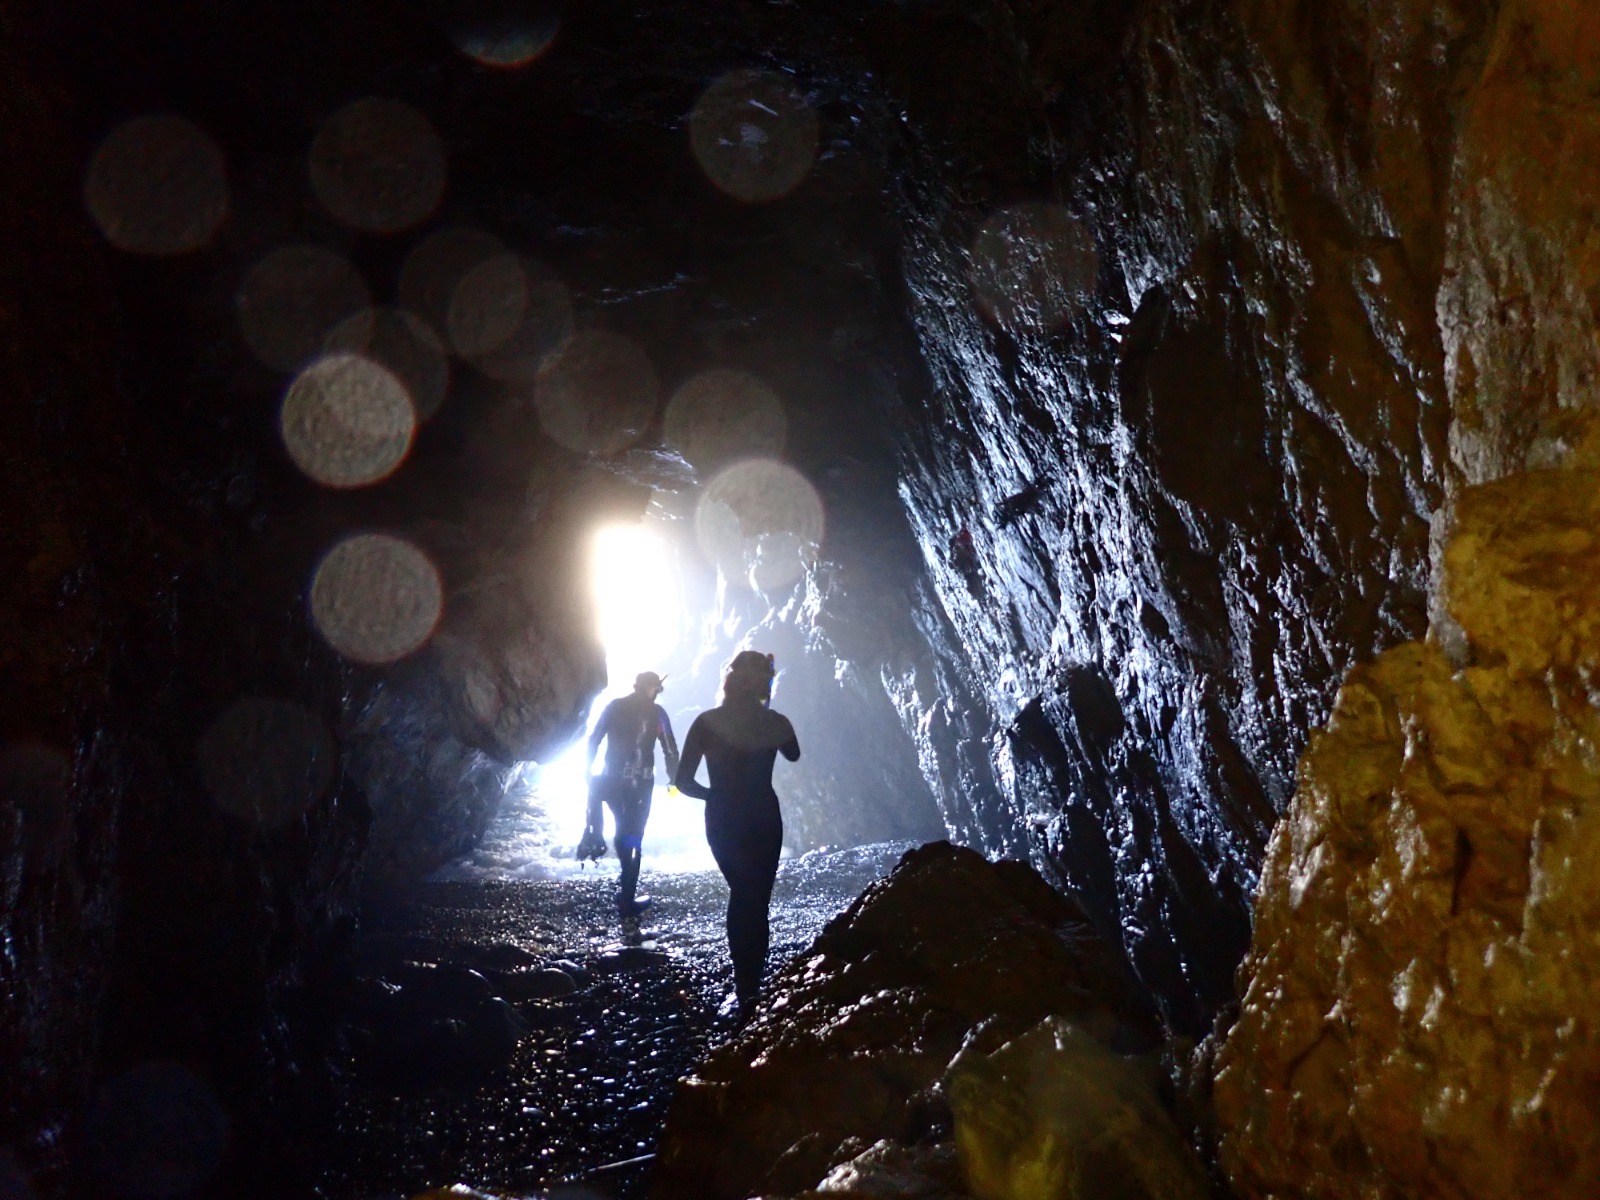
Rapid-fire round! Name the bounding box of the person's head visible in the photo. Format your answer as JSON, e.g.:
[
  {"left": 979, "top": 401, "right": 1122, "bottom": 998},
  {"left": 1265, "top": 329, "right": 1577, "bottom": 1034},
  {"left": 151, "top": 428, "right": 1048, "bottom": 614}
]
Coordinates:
[
  {"left": 633, "top": 671, "right": 665, "bottom": 700},
  {"left": 722, "top": 650, "right": 776, "bottom": 707}
]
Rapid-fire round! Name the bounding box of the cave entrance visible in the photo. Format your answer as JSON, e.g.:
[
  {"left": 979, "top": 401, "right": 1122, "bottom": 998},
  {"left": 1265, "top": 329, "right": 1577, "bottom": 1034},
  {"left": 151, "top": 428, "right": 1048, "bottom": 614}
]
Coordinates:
[{"left": 453, "top": 518, "right": 720, "bottom": 879}]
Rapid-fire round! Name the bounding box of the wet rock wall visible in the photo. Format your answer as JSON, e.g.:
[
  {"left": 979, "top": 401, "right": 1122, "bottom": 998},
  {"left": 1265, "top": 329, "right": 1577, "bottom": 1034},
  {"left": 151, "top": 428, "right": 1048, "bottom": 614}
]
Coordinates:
[{"left": 877, "top": 0, "right": 1495, "bottom": 1030}]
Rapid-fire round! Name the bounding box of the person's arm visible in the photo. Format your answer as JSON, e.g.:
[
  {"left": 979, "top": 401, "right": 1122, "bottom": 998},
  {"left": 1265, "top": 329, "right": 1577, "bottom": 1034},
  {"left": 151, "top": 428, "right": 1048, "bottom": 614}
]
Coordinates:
[
  {"left": 674, "top": 718, "right": 710, "bottom": 801},
  {"left": 778, "top": 716, "right": 800, "bottom": 762},
  {"left": 585, "top": 703, "right": 610, "bottom": 774},
  {"left": 657, "top": 708, "right": 681, "bottom": 782}
]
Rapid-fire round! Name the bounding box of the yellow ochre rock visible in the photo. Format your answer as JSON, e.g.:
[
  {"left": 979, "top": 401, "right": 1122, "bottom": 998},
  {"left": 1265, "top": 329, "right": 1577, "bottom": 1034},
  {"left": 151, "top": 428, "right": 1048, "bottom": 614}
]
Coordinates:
[
  {"left": 947, "top": 1017, "right": 1207, "bottom": 1200},
  {"left": 1214, "top": 464, "right": 1600, "bottom": 1199}
]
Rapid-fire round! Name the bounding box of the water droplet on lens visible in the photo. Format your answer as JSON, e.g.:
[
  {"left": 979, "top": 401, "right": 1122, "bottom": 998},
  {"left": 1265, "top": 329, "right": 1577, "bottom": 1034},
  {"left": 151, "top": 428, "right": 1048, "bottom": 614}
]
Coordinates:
[
  {"left": 309, "top": 97, "right": 446, "bottom": 234},
  {"left": 968, "top": 202, "right": 1097, "bottom": 332},
  {"left": 664, "top": 368, "right": 786, "bottom": 473},
  {"left": 310, "top": 533, "right": 443, "bottom": 664},
  {"left": 281, "top": 353, "right": 415, "bottom": 487},
  {"left": 324, "top": 308, "right": 450, "bottom": 422},
  {"left": 533, "top": 331, "right": 659, "bottom": 455},
  {"left": 237, "top": 245, "right": 370, "bottom": 372},
  {"left": 398, "top": 226, "right": 509, "bottom": 341},
  {"left": 690, "top": 70, "right": 818, "bottom": 203},
  {"left": 695, "top": 459, "right": 824, "bottom": 590},
  {"left": 196, "top": 698, "right": 336, "bottom": 828},
  {"left": 84, "top": 115, "right": 228, "bottom": 255}
]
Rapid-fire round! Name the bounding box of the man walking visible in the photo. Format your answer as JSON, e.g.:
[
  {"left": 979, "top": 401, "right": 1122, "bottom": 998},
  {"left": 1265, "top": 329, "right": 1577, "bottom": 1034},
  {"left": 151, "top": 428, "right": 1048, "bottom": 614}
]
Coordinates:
[{"left": 584, "top": 671, "right": 680, "bottom": 917}]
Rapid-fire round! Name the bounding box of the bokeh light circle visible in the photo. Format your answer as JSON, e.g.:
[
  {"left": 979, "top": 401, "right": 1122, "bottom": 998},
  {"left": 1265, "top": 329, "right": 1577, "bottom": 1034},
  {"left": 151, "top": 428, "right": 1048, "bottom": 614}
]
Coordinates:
[
  {"left": 664, "top": 368, "right": 787, "bottom": 473},
  {"left": 453, "top": 2, "right": 560, "bottom": 68},
  {"left": 467, "top": 256, "right": 575, "bottom": 383},
  {"left": 83, "top": 115, "right": 228, "bottom": 256},
  {"left": 533, "top": 330, "right": 659, "bottom": 454},
  {"left": 237, "top": 245, "right": 370, "bottom": 372},
  {"left": 324, "top": 307, "right": 450, "bottom": 421},
  {"left": 311, "top": 533, "right": 443, "bottom": 664},
  {"left": 86, "top": 1062, "right": 229, "bottom": 1199},
  {"left": 309, "top": 97, "right": 446, "bottom": 234},
  {"left": 447, "top": 253, "right": 527, "bottom": 358},
  {"left": 968, "top": 202, "right": 1098, "bottom": 332},
  {"left": 689, "top": 69, "right": 819, "bottom": 203},
  {"left": 398, "top": 226, "right": 508, "bottom": 341},
  {"left": 197, "top": 697, "right": 336, "bottom": 828},
  {"left": 695, "top": 458, "right": 824, "bottom": 591},
  {"left": 281, "top": 353, "right": 415, "bottom": 487}
]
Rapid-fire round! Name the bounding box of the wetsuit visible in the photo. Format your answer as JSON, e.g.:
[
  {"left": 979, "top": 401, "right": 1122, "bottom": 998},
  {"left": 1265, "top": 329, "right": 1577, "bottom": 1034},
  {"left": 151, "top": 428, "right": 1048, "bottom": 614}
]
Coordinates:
[
  {"left": 674, "top": 703, "right": 800, "bottom": 1002},
  {"left": 587, "top": 691, "right": 680, "bottom": 906}
]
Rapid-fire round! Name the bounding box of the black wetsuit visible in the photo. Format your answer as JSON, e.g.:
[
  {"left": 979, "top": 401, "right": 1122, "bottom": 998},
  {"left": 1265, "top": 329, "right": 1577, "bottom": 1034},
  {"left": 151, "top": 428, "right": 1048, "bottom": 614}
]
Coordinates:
[
  {"left": 588, "top": 692, "right": 679, "bottom": 903},
  {"left": 674, "top": 702, "right": 800, "bottom": 1001}
]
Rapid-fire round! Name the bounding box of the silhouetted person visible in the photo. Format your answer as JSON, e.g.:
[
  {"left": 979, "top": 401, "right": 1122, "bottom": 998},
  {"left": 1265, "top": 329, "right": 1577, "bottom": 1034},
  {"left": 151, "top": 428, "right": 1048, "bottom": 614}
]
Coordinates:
[
  {"left": 586, "top": 671, "right": 680, "bottom": 917},
  {"left": 674, "top": 650, "right": 800, "bottom": 1018}
]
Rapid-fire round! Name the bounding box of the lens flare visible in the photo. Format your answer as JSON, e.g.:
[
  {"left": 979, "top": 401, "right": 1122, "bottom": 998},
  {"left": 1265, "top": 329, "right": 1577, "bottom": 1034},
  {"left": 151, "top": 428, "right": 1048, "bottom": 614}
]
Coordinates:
[
  {"left": 84, "top": 114, "right": 228, "bottom": 256},
  {"left": 398, "top": 226, "right": 509, "bottom": 341},
  {"left": 197, "top": 697, "right": 336, "bottom": 828},
  {"left": 238, "top": 245, "right": 370, "bottom": 372},
  {"left": 664, "top": 367, "right": 787, "bottom": 473},
  {"left": 968, "top": 203, "right": 1097, "bottom": 332},
  {"left": 467, "top": 257, "right": 575, "bottom": 384},
  {"left": 534, "top": 330, "right": 659, "bottom": 455},
  {"left": 86, "top": 1063, "right": 229, "bottom": 1198},
  {"left": 281, "top": 353, "right": 415, "bottom": 487},
  {"left": 690, "top": 70, "right": 819, "bottom": 204},
  {"left": 310, "top": 533, "right": 443, "bottom": 664},
  {"left": 324, "top": 307, "right": 450, "bottom": 421},
  {"left": 695, "top": 458, "right": 823, "bottom": 590},
  {"left": 309, "top": 97, "right": 446, "bottom": 234}
]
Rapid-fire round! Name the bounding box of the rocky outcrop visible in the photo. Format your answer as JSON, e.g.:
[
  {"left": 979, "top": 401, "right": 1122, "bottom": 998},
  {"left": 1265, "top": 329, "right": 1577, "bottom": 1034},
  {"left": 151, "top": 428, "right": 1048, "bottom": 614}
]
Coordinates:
[
  {"left": 652, "top": 842, "right": 1162, "bottom": 1200},
  {"left": 1213, "top": 461, "right": 1600, "bottom": 1195}
]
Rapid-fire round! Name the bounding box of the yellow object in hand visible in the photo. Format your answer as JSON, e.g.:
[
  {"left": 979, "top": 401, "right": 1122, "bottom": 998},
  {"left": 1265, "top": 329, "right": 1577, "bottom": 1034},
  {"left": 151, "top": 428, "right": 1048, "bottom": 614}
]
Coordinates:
[{"left": 667, "top": 785, "right": 680, "bottom": 799}]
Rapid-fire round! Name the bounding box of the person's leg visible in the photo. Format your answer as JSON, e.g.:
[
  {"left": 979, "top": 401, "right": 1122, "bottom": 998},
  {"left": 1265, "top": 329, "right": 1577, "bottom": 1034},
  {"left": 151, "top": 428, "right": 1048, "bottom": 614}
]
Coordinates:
[
  {"left": 613, "top": 782, "right": 651, "bottom": 909},
  {"left": 708, "top": 819, "right": 782, "bottom": 1003}
]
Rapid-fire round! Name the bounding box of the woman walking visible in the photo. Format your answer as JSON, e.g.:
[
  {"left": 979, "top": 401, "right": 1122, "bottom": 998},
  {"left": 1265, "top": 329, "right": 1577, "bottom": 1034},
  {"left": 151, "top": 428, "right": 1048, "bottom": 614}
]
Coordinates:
[{"left": 674, "top": 650, "right": 800, "bottom": 1019}]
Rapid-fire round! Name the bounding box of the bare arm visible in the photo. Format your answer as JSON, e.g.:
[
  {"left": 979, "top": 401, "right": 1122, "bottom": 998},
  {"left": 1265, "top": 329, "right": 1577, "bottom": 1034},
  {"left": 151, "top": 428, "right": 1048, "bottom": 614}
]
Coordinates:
[{"left": 674, "top": 719, "right": 710, "bottom": 801}]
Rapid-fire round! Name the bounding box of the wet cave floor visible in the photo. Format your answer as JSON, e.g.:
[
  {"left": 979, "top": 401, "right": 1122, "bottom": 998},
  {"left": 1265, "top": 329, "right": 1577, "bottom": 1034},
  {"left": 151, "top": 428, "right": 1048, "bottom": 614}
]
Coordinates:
[{"left": 314, "top": 843, "right": 915, "bottom": 1199}]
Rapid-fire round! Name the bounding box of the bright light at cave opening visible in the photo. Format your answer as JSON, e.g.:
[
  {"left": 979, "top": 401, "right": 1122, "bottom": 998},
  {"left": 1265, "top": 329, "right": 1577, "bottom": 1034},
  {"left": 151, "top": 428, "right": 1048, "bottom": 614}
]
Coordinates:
[{"left": 536, "top": 522, "right": 717, "bottom": 876}]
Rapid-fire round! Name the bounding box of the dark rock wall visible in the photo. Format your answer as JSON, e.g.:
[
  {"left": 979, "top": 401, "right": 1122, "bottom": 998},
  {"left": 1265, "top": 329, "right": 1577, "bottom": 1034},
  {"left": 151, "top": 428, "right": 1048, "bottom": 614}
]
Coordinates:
[{"left": 874, "top": 0, "right": 1490, "bottom": 1030}]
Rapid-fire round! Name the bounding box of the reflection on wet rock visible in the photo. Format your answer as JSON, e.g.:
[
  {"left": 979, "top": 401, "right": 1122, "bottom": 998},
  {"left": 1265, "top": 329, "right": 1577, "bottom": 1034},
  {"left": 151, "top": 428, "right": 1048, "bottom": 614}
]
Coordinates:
[
  {"left": 1214, "top": 462, "right": 1600, "bottom": 1199},
  {"left": 653, "top": 843, "right": 1157, "bottom": 1200},
  {"left": 947, "top": 1017, "right": 1205, "bottom": 1200}
]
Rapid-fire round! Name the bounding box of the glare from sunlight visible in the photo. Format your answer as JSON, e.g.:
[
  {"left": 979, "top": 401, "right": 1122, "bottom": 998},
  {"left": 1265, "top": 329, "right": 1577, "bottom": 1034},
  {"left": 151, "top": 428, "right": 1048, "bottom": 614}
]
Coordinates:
[{"left": 592, "top": 522, "right": 681, "bottom": 673}]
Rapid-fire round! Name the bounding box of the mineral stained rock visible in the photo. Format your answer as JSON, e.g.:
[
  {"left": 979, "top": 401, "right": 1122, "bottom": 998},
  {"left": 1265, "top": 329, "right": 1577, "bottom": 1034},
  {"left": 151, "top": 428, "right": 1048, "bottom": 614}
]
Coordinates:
[
  {"left": 1213, "top": 464, "right": 1600, "bottom": 1198},
  {"left": 947, "top": 1017, "right": 1207, "bottom": 1200},
  {"left": 651, "top": 842, "right": 1157, "bottom": 1200}
]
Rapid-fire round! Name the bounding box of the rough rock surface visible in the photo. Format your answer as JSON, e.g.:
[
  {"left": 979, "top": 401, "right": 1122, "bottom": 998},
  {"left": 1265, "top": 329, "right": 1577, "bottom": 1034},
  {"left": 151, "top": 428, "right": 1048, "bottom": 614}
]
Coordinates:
[
  {"left": 651, "top": 842, "right": 1158, "bottom": 1200},
  {"left": 1212, "top": 461, "right": 1600, "bottom": 1197}
]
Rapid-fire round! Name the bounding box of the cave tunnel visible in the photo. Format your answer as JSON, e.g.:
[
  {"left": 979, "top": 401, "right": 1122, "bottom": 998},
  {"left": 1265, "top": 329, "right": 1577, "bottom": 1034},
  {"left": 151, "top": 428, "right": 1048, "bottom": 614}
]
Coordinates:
[{"left": 5, "top": 1, "right": 1599, "bottom": 1198}]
